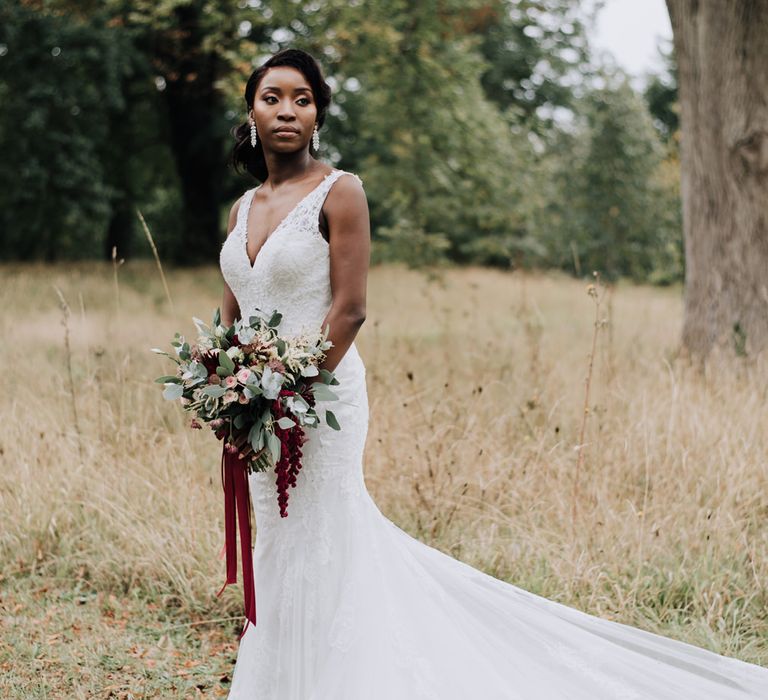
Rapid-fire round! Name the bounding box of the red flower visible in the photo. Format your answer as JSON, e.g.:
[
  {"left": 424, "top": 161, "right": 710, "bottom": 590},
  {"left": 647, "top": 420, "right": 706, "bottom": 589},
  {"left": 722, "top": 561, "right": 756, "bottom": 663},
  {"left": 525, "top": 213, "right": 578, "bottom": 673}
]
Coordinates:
[
  {"left": 200, "top": 349, "right": 220, "bottom": 375},
  {"left": 271, "top": 389, "right": 307, "bottom": 518}
]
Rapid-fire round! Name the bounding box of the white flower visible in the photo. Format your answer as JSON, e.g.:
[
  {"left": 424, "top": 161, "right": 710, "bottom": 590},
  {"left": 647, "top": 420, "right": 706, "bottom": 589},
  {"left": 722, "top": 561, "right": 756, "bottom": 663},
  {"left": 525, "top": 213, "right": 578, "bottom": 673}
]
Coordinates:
[
  {"left": 260, "top": 366, "right": 284, "bottom": 400},
  {"left": 300, "top": 364, "right": 319, "bottom": 377},
  {"left": 226, "top": 346, "right": 245, "bottom": 362}
]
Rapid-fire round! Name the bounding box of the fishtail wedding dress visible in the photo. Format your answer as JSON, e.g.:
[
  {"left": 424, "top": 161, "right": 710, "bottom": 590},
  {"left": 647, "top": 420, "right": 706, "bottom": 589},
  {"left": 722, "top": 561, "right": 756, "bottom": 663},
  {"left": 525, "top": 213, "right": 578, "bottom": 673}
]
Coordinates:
[{"left": 218, "top": 167, "right": 768, "bottom": 699}]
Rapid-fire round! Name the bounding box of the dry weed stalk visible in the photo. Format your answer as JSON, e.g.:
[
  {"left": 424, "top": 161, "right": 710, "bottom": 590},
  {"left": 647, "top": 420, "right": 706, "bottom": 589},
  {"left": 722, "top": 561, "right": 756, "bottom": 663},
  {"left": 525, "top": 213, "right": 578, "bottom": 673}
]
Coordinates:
[
  {"left": 53, "top": 285, "right": 84, "bottom": 465},
  {"left": 137, "top": 208, "right": 175, "bottom": 313},
  {"left": 571, "top": 271, "right": 608, "bottom": 528}
]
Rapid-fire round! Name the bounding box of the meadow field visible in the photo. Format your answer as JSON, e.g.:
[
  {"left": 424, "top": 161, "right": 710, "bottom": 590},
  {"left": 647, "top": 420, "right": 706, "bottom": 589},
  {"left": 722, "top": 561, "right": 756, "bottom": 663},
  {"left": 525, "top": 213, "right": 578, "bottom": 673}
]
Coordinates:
[{"left": 1, "top": 261, "right": 767, "bottom": 698}]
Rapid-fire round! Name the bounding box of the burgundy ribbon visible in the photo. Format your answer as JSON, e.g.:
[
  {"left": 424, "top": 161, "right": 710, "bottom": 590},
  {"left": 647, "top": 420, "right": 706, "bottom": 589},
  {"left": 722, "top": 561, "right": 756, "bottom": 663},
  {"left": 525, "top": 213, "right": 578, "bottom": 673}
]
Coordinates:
[{"left": 216, "top": 444, "right": 257, "bottom": 637}]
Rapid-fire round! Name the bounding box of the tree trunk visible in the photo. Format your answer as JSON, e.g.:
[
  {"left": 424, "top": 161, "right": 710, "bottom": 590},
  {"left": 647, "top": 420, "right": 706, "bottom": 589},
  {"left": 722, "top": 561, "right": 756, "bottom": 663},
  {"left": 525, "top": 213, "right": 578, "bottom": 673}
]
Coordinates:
[
  {"left": 158, "top": 2, "right": 227, "bottom": 265},
  {"left": 666, "top": 0, "right": 768, "bottom": 357}
]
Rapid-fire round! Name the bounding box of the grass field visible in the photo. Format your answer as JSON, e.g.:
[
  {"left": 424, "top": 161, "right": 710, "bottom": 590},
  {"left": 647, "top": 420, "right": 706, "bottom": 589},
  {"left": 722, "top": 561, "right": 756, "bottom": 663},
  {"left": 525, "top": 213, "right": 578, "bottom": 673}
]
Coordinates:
[{"left": 1, "top": 261, "right": 767, "bottom": 698}]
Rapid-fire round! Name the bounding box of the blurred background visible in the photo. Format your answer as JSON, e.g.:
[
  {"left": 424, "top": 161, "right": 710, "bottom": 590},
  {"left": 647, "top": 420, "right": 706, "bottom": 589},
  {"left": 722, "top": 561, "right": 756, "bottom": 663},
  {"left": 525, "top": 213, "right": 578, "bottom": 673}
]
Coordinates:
[{"left": 0, "top": 0, "right": 682, "bottom": 284}]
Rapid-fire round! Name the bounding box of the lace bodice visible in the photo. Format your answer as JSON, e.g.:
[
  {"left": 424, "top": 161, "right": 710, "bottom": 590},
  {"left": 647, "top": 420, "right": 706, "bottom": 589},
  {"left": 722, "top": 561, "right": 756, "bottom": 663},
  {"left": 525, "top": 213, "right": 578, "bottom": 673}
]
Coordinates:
[{"left": 219, "top": 168, "right": 362, "bottom": 337}]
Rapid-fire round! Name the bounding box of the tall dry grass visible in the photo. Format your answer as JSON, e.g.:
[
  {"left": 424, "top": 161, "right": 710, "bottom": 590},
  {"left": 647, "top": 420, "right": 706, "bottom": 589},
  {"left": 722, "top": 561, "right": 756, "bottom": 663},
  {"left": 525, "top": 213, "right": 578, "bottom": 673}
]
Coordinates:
[{"left": 1, "top": 261, "right": 766, "bottom": 668}]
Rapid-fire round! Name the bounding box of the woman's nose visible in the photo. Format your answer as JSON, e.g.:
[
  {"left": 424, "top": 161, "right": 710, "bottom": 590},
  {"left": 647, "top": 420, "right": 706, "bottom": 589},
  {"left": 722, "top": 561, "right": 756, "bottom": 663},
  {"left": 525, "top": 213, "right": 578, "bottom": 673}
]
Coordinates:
[{"left": 277, "top": 99, "right": 297, "bottom": 118}]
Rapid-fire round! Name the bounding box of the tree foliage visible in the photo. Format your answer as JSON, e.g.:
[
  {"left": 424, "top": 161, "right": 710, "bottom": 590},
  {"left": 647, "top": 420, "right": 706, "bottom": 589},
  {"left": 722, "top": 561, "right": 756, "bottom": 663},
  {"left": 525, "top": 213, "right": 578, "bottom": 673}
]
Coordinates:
[
  {"left": 531, "top": 72, "right": 682, "bottom": 282},
  {"left": 0, "top": 0, "right": 682, "bottom": 285}
]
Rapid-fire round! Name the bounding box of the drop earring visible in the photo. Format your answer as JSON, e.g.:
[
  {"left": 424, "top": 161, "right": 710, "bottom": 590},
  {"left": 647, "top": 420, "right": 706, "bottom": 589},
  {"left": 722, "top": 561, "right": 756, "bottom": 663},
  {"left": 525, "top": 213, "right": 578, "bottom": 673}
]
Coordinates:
[
  {"left": 312, "top": 124, "right": 320, "bottom": 151},
  {"left": 250, "top": 119, "right": 258, "bottom": 148}
]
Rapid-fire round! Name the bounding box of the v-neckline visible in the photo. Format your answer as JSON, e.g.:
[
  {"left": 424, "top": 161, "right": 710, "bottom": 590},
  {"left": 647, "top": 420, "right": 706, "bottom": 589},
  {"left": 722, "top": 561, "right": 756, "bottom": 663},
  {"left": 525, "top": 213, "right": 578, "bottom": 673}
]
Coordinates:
[{"left": 242, "top": 168, "right": 337, "bottom": 270}]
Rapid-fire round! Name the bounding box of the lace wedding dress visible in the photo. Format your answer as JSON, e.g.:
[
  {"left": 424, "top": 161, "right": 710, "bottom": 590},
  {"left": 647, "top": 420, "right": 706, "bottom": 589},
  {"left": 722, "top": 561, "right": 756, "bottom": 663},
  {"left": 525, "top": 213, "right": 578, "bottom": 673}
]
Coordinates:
[{"left": 219, "top": 167, "right": 768, "bottom": 699}]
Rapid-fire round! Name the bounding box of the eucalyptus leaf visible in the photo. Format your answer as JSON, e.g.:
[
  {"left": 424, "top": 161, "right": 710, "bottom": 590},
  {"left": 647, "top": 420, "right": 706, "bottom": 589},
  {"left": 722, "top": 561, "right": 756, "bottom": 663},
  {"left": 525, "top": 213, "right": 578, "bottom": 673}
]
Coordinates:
[
  {"left": 248, "top": 421, "right": 261, "bottom": 446},
  {"left": 202, "top": 385, "right": 227, "bottom": 398},
  {"left": 312, "top": 383, "right": 339, "bottom": 402},
  {"left": 218, "top": 349, "right": 235, "bottom": 372},
  {"left": 245, "top": 382, "right": 263, "bottom": 396},
  {"left": 325, "top": 409, "right": 341, "bottom": 431},
  {"left": 267, "top": 431, "right": 281, "bottom": 464},
  {"left": 319, "top": 369, "right": 334, "bottom": 384},
  {"left": 276, "top": 416, "right": 296, "bottom": 430},
  {"left": 154, "top": 375, "right": 181, "bottom": 384},
  {"left": 162, "top": 383, "right": 184, "bottom": 401}
]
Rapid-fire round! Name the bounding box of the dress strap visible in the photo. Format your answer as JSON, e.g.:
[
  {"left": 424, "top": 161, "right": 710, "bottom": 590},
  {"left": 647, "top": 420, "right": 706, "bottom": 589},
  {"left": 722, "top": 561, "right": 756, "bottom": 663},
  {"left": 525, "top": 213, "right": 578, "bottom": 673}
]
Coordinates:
[{"left": 304, "top": 169, "right": 363, "bottom": 220}]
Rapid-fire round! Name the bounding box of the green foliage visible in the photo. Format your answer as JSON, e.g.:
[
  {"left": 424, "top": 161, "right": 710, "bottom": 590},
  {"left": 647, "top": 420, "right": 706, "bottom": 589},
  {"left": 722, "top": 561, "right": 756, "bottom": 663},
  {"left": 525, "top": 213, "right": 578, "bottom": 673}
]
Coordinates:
[
  {"left": 477, "top": 0, "right": 593, "bottom": 130},
  {"left": 644, "top": 38, "right": 679, "bottom": 144},
  {"left": 302, "top": 0, "right": 533, "bottom": 266},
  {"left": 371, "top": 220, "right": 451, "bottom": 269},
  {"left": 0, "top": 0, "right": 683, "bottom": 285},
  {"left": 530, "top": 72, "right": 683, "bottom": 283},
  {"left": 0, "top": 5, "right": 126, "bottom": 260}
]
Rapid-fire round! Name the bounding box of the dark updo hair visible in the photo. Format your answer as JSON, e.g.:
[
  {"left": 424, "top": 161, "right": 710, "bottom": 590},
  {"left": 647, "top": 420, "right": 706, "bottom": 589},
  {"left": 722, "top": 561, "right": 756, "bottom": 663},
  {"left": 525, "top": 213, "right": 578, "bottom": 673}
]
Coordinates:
[{"left": 230, "top": 48, "right": 333, "bottom": 183}]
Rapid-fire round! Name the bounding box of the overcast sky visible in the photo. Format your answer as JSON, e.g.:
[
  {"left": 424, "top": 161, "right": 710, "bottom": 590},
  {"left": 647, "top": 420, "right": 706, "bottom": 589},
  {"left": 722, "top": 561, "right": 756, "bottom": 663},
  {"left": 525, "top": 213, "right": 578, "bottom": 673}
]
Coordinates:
[{"left": 591, "top": 0, "right": 672, "bottom": 78}]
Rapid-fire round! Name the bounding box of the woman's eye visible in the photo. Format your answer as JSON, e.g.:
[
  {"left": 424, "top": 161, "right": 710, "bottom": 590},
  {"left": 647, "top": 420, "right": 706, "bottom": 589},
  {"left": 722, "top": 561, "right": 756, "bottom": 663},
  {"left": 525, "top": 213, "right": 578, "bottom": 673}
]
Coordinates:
[{"left": 263, "top": 96, "right": 310, "bottom": 105}]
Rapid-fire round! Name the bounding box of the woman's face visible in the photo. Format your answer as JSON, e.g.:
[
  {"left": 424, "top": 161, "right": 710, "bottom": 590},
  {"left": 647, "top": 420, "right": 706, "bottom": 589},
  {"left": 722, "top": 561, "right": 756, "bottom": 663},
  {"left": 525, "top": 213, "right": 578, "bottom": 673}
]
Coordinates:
[{"left": 250, "top": 66, "right": 317, "bottom": 154}]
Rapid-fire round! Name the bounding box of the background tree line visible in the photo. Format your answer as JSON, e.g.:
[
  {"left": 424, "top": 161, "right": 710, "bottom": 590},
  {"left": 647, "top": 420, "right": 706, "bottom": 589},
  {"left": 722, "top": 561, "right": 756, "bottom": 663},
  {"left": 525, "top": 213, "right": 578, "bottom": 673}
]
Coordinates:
[{"left": 0, "top": 0, "right": 681, "bottom": 285}]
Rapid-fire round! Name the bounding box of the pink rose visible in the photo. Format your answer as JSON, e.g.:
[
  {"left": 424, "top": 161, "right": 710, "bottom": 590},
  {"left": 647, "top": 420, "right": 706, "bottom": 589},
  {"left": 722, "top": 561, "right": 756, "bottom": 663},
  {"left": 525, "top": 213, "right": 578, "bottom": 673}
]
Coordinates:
[
  {"left": 224, "top": 375, "right": 238, "bottom": 389},
  {"left": 238, "top": 393, "right": 249, "bottom": 404},
  {"left": 236, "top": 368, "right": 251, "bottom": 384},
  {"left": 223, "top": 390, "right": 238, "bottom": 404}
]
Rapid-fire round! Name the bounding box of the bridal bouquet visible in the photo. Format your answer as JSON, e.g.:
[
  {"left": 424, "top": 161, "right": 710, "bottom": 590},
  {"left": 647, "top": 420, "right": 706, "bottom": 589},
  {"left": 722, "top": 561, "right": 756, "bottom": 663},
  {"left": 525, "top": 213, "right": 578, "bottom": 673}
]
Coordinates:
[
  {"left": 152, "top": 307, "right": 342, "bottom": 630},
  {"left": 152, "top": 307, "right": 341, "bottom": 517}
]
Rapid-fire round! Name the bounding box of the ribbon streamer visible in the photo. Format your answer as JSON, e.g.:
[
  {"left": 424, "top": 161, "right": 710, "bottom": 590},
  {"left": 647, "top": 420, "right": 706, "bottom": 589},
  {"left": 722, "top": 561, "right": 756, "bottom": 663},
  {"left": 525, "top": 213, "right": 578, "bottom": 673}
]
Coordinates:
[{"left": 216, "top": 444, "right": 257, "bottom": 637}]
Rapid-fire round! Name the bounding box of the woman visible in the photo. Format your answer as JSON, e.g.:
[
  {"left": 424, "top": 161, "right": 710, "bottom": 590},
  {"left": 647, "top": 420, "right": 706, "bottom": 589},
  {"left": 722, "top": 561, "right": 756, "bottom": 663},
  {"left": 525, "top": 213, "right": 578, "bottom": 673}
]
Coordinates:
[{"left": 218, "top": 48, "right": 768, "bottom": 699}]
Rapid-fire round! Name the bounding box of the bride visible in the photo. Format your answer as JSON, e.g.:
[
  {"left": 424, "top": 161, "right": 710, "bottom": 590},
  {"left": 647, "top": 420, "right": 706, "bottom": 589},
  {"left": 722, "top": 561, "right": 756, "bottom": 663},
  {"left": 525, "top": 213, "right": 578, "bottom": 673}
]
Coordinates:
[{"left": 217, "top": 48, "right": 768, "bottom": 699}]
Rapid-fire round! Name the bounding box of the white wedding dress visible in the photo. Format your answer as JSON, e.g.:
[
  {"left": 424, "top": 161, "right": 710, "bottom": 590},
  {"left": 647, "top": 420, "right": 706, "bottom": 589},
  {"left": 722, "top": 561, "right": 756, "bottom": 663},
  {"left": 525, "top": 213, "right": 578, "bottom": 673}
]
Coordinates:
[{"left": 219, "top": 167, "right": 768, "bottom": 699}]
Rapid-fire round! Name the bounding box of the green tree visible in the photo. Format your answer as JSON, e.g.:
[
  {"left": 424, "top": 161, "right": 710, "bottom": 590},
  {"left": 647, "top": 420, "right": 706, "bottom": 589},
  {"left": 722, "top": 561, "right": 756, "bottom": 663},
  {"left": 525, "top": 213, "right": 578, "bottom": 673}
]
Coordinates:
[
  {"left": 476, "top": 0, "right": 593, "bottom": 131},
  {"left": 643, "top": 39, "right": 678, "bottom": 144},
  {"left": 536, "top": 73, "right": 682, "bottom": 282},
  {"left": 259, "top": 0, "right": 535, "bottom": 267},
  {"left": 0, "top": 4, "right": 129, "bottom": 260}
]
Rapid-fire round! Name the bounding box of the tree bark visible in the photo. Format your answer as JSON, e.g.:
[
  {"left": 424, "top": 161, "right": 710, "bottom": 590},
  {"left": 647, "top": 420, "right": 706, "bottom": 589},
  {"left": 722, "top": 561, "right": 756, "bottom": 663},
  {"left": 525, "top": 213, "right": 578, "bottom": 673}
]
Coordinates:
[
  {"left": 666, "top": 0, "right": 768, "bottom": 357},
  {"left": 156, "top": 2, "right": 227, "bottom": 265}
]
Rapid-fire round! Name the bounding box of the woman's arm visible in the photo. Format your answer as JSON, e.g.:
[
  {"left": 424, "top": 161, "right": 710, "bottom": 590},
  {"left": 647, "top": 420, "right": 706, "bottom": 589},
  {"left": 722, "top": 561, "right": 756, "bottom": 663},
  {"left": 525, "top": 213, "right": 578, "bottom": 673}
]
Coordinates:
[
  {"left": 313, "top": 174, "right": 371, "bottom": 377},
  {"left": 221, "top": 197, "right": 243, "bottom": 327}
]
